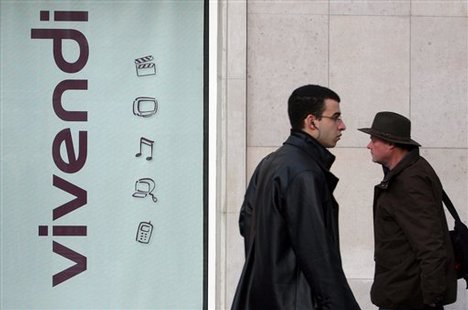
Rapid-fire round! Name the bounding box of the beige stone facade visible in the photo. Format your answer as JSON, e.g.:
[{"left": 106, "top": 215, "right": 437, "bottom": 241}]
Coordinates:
[{"left": 214, "top": 1, "right": 468, "bottom": 309}]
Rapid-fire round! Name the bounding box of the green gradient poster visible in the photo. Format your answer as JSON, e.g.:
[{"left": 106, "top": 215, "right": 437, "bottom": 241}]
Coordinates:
[{"left": 1, "top": 1, "right": 207, "bottom": 309}]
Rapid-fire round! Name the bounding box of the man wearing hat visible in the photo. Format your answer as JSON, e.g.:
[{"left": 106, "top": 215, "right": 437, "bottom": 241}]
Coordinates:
[
  {"left": 359, "top": 112, "right": 457, "bottom": 310},
  {"left": 231, "top": 85, "right": 361, "bottom": 309}
]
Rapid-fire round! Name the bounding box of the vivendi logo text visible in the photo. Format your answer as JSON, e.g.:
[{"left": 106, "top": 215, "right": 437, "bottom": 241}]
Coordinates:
[{"left": 32, "top": 10, "right": 89, "bottom": 287}]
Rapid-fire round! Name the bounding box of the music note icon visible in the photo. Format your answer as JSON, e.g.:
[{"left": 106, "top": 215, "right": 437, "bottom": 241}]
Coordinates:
[{"left": 135, "top": 137, "right": 154, "bottom": 161}]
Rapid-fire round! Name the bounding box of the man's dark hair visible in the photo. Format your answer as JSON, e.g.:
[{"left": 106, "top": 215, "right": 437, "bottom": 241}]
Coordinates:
[{"left": 288, "top": 84, "right": 340, "bottom": 130}]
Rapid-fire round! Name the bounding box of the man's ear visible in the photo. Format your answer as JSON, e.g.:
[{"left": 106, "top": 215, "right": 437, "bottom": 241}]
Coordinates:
[{"left": 305, "top": 114, "right": 318, "bottom": 129}]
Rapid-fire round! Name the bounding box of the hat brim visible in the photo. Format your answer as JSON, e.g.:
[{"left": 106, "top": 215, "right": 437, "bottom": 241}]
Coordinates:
[{"left": 358, "top": 128, "right": 421, "bottom": 146}]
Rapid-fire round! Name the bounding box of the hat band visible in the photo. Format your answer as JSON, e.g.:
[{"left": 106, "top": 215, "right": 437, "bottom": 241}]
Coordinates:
[{"left": 374, "top": 130, "right": 411, "bottom": 142}]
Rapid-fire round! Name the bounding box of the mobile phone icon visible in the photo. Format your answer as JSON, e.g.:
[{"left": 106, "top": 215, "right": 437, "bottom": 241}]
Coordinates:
[{"left": 136, "top": 221, "right": 153, "bottom": 244}]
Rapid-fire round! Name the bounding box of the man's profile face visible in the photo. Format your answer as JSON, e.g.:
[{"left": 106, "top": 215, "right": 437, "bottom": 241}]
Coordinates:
[
  {"left": 367, "top": 136, "right": 392, "bottom": 167},
  {"left": 314, "top": 99, "right": 346, "bottom": 148}
]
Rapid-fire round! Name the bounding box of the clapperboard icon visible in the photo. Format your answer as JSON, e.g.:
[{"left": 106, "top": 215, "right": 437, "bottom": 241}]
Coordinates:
[{"left": 135, "top": 55, "right": 156, "bottom": 77}]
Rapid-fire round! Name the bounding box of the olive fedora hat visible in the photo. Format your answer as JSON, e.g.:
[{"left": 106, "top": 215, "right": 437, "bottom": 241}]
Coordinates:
[{"left": 358, "top": 111, "right": 421, "bottom": 146}]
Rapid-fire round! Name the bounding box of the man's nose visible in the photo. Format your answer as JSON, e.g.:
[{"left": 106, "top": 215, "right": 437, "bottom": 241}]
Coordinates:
[{"left": 338, "top": 120, "right": 346, "bottom": 131}]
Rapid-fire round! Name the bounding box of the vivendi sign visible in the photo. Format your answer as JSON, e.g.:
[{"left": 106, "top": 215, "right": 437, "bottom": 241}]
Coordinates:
[
  {"left": 1, "top": 2, "right": 206, "bottom": 308},
  {"left": 32, "top": 10, "right": 90, "bottom": 287}
]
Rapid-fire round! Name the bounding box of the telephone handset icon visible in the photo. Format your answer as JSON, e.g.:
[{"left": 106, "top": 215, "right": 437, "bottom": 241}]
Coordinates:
[{"left": 136, "top": 221, "right": 153, "bottom": 244}]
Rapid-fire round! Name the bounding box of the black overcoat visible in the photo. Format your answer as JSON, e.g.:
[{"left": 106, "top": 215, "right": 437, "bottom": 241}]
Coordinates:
[{"left": 231, "top": 130, "right": 360, "bottom": 310}]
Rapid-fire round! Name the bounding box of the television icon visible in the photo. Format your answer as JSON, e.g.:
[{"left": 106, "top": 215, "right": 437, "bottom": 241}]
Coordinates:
[
  {"left": 133, "top": 97, "right": 158, "bottom": 118},
  {"left": 132, "top": 178, "right": 158, "bottom": 203}
]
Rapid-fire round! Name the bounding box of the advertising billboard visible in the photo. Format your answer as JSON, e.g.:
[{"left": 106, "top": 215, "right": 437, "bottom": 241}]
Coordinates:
[{"left": 1, "top": 1, "right": 207, "bottom": 309}]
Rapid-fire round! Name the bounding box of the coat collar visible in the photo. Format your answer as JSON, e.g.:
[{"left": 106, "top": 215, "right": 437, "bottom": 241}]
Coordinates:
[
  {"left": 378, "top": 147, "right": 420, "bottom": 189},
  {"left": 284, "top": 129, "right": 336, "bottom": 171}
]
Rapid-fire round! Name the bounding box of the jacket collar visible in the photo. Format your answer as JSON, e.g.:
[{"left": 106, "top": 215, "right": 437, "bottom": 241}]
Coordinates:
[
  {"left": 284, "top": 129, "right": 336, "bottom": 170},
  {"left": 378, "top": 147, "right": 420, "bottom": 189}
]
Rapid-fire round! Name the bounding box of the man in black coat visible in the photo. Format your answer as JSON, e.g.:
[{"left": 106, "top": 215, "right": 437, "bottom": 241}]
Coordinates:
[
  {"left": 359, "top": 112, "right": 457, "bottom": 310},
  {"left": 231, "top": 85, "right": 361, "bottom": 310}
]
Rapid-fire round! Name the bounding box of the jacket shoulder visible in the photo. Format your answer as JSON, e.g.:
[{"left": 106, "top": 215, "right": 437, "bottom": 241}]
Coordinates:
[{"left": 398, "top": 156, "right": 441, "bottom": 185}]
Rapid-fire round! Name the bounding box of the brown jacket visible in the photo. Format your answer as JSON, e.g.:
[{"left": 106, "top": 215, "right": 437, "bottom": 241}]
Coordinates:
[{"left": 371, "top": 148, "right": 457, "bottom": 308}]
